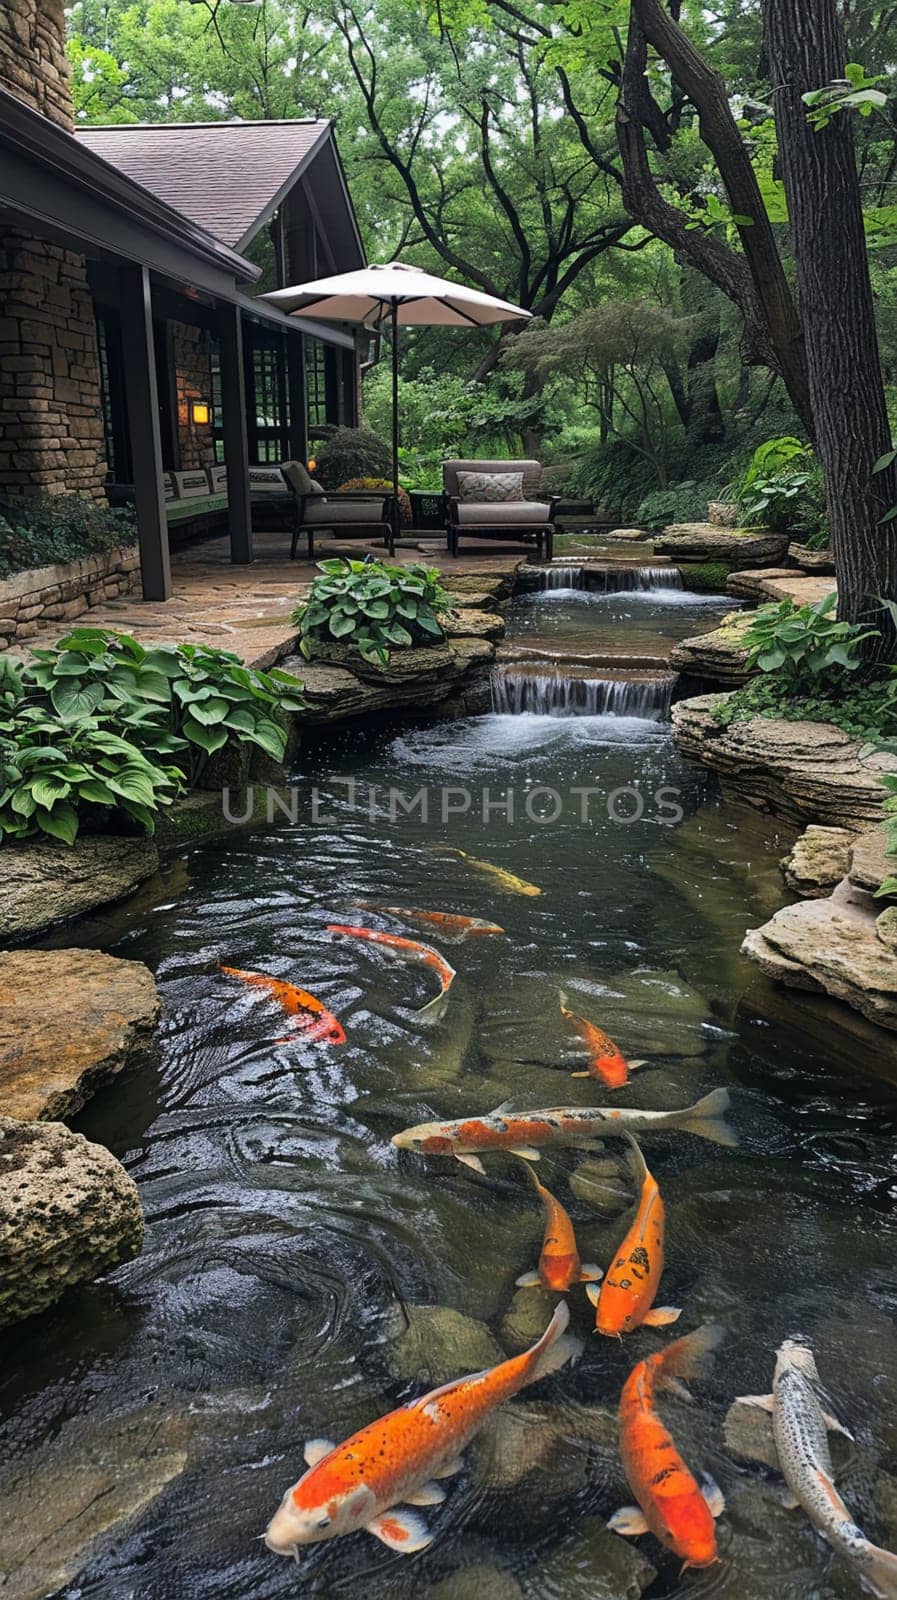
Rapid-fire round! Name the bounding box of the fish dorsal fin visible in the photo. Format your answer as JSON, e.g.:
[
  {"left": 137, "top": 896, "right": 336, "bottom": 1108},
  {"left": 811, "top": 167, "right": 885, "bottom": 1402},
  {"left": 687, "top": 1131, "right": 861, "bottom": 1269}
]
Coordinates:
[
  {"left": 492, "top": 1099, "right": 517, "bottom": 1115},
  {"left": 303, "top": 1438, "right": 336, "bottom": 1467},
  {"left": 411, "top": 1369, "right": 489, "bottom": 1412}
]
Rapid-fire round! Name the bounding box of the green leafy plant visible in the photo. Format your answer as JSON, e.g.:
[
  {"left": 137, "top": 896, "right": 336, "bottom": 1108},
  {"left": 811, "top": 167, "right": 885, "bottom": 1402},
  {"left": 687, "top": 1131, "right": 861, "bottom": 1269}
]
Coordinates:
[
  {"left": 803, "top": 64, "right": 888, "bottom": 132},
  {"left": 741, "top": 593, "right": 877, "bottom": 683},
  {"left": 24, "top": 631, "right": 307, "bottom": 786},
  {"left": 337, "top": 478, "right": 413, "bottom": 525},
  {"left": 0, "top": 493, "right": 135, "bottom": 580},
  {"left": 293, "top": 558, "right": 454, "bottom": 666},
  {"left": 313, "top": 428, "right": 392, "bottom": 491},
  {"left": 733, "top": 438, "right": 825, "bottom": 534},
  {"left": 714, "top": 672, "right": 897, "bottom": 741}
]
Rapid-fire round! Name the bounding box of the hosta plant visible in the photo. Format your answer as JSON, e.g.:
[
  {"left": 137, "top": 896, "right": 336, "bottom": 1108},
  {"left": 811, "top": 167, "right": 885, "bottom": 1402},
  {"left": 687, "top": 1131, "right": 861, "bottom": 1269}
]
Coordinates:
[
  {"left": 741, "top": 593, "right": 876, "bottom": 686},
  {"left": 25, "top": 630, "right": 307, "bottom": 785},
  {"left": 292, "top": 558, "right": 454, "bottom": 666}
]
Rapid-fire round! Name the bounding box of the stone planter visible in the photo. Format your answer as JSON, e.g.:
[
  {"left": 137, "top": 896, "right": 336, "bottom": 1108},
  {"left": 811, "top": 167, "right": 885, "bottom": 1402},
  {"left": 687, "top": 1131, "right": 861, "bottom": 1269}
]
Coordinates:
[{"left": 707, "top": 499, "right": 738, "bottom": 527}]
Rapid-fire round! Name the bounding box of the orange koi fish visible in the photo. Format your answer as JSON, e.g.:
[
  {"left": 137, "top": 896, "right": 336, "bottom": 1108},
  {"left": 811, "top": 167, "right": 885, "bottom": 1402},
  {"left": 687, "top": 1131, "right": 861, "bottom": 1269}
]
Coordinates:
[
  {"left": 219, "top": 965, "right": 346, "bottom": 1044},
  {"left": 559, "top": 991, "right": 643, "bottom": 1089},
  {"left": 327, "top": 924, "right": 456, "bottom": 1021},
  {"left": 587, "top": 1132, "right": 680, "bottom": 1337},
  {"left": 515, "top": 1165, "right": 602, "bottom": 1294},
  {"left": 391, "top": 1089, "right": 735, "bottom": 1173},
  {"left": 610, "top": 1324, "right": 726, "bottom": 1569},
  {"left": 353, "top": 903, "right": 504, "bottom": 943},
  {"left": 264, "top": 1300, "right": 580, "bottom": 1563}
]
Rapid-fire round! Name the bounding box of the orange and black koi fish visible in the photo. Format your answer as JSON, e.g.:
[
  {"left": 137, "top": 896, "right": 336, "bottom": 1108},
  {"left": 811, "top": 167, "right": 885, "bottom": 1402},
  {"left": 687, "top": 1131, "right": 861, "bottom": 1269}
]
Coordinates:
[
  {"left": 353, "top": 903, "right": 504, "bottom": 943},
  {"left": 559, "top": 990, "right": 643, "bottom": 1089},
  {"left": 588, "top": 1132, "right": 680, "bottom": 1337},
  {"left": 516, "top": 1165, "right": 602, "bottom": 1294},
  {"left": 264, "top": 1300, "right": 580, "bottom": 1563},
  {"left": 610, "top": 1324, "right": 726, "bottom": 1570},
  {"left": 219, "top": 965, "right": 346, "bottom": 1044},
  {"left": 327, "top": 924, "right": 456, "bottom": 1020}
]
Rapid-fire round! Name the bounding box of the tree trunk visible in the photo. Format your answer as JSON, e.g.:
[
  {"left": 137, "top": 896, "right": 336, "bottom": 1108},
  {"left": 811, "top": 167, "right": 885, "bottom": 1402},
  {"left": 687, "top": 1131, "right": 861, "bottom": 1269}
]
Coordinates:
[
  {"left": 763, "top": 0, "right": 897, "bottom": 647},
  {"left": 682, "top": 272, "right": 726, "bottom": 447}
]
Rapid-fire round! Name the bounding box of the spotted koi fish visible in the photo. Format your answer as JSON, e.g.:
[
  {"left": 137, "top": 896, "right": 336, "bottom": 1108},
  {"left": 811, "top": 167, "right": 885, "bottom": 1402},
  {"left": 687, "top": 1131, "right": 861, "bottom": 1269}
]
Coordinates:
[
  {"left": 264, "top": 1300, "right": 580, "bottom": 1564},
  {"left": 435, "top": 847, "right": 540, "bottom": 897},
  {"left": 353, "top": 903, "right": 504, "bottom": 943},
  {"left": 609, "top": 1324, "right": 726, "bottom": 1569},
  {"left": 588, "top": 1132, "right": 680, "bottom": 1337},
  {"left": 327, "top": 924, "right": 456, "bottom": 1021},
  {"left": 391, "top": 1088, "right": 735, "bottom": 1173},
  {"left": 219, "top": 966, "right": 346, "bottom": 1044},
  {"left": 515, "top": 1165, "right": 602, "bottom": 1294},
  {"left": 559, "top": 990, "right": 643, "bottom": 1089},
  {"left": 738, "top": 1341, "right": 897, "bottom": 1598}
]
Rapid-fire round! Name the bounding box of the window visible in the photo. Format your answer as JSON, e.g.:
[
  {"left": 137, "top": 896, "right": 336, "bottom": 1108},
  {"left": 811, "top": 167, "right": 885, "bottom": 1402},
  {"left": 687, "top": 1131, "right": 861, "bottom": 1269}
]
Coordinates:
[{"left": 306, "top": 338, "right": 329, "bottom": 430}]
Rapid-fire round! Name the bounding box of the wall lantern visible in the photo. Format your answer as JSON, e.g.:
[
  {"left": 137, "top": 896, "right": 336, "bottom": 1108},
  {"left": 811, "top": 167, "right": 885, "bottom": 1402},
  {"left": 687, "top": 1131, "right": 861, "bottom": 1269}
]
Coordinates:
[
  {"left": 307, "top": 457, "right": 317, "bottom": 473},
  {"left": 191, "top": 400, "right": 211, "bottom": 426}
]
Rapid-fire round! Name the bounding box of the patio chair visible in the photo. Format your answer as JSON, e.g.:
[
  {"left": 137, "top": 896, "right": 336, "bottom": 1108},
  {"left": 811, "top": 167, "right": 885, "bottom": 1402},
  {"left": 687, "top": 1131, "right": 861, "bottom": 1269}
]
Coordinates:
[
  {"left": 282, "top": 462, "right": 397, "bottom": 560},
  {"left": 443, "top": 459, "right": 558, "bottom": 560}
]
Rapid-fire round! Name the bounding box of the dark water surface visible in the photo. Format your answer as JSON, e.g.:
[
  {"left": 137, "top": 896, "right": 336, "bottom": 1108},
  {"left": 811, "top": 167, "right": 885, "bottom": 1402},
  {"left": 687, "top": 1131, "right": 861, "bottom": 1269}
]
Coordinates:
[
  {"left": 507, "top": 589, "right": 738, "bottom": 656},
  {"left": 2, "top": 593, "right": 897, "bottom": 1600}
]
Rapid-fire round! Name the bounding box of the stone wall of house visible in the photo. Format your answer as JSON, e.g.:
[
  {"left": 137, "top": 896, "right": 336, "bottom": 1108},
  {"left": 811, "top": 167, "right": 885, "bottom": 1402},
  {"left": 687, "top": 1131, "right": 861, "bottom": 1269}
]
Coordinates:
[
  {"left": 0, "top": 544, "right": 140, "bottom": 648},
  {"left": 0, "top": 0, "right": 74, "bottom": 132},
  {"left": 0, "top": 232, "right": 109, "bottom": 501},
  {"left": 172, "top": 322, "right": 216, "bottom": 470}
]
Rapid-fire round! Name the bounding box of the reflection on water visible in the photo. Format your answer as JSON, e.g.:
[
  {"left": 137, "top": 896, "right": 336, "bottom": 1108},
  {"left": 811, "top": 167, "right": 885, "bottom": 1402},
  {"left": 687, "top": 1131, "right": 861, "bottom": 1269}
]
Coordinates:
[
  {"left": 2, "top": 686, "right": 896, "bottom": 1597},
  {"left": 509, "top": 589, "right": 740, "bottom": 656}
]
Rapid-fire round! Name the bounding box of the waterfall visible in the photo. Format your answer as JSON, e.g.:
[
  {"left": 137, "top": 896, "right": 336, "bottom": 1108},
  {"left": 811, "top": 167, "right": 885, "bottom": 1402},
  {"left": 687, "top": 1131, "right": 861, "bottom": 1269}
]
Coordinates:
[
  {"left": 590, "top": 566, "right": 683, "bottom": 593},
  {"left": 491, "top": 666, "right": 675, "bottom": 721},
  {"left": 538, "top": 565, "right": 585, "bottom": 590}
]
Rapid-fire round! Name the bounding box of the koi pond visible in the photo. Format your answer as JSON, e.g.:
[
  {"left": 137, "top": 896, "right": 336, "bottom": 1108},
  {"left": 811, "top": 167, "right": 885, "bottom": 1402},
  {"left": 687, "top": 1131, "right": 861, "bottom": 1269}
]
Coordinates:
[{"left": 2, "top": 579, "right": 897, "bottom": 1600}]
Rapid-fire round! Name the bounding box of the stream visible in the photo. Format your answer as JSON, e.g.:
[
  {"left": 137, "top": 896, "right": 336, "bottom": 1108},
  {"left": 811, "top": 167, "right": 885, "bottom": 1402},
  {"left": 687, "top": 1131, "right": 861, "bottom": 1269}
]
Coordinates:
[{"left": 2, "top": 577, "right": 896, "bottom": 1600}]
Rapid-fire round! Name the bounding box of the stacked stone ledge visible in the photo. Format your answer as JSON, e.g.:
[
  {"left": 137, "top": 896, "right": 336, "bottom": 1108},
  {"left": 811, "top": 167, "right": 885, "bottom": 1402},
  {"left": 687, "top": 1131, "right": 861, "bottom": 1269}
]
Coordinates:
[{"left": 0, "top": 544, "right": 140, "bottom": 647}]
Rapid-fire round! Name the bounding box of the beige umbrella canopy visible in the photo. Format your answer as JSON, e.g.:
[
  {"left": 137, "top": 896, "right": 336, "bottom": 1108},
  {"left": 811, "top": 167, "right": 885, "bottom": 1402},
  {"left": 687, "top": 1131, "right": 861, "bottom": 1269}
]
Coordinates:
[{"left": 260, "top": 262, "right": 531, "bottom": 514}]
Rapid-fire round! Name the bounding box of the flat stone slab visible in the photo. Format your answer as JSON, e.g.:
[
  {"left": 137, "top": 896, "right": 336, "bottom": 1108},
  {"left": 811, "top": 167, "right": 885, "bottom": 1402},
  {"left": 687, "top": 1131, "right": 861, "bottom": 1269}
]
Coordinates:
[
  {"left": 655, "top": 522, "right": 788, "bottom": 566},
  {"left": 672, "top": 694, "right": 897, "bottom": 829},
  {"left": 782, "top": 825, "right": 855, "bottom": 897},
  {"left": 788, "top": 541, "right": 836, "bottom": 573},
  {"left": 0, "top": 949, "right": 159, "bottom": 1120},
  {"left": 727, "top": 567, "right": 835, "bottom": 607},
  {"left": 743, "top": 879, "right": 897, "bottom": 1032},
  {"left": 670, "top": 609, "right": 754, "bottom": 684},
  {"left": 849, "top": 823, "right": 894, "bottom": 894},
  {"left": 283, "top": 635, "right": 495, "bottom": 723},
  {"left": 0, "top": 1116, "right": 143, "bottom": 1330},
  {"left": 0, "top": 836, "right": 159, "bottom": 943}
]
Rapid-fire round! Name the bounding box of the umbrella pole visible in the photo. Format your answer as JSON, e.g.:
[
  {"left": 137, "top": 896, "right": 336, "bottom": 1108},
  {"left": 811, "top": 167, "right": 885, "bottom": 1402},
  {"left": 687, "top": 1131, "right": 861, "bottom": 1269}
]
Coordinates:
[{"left": 390, "top": 298, "right": 399, "bottom": 557}]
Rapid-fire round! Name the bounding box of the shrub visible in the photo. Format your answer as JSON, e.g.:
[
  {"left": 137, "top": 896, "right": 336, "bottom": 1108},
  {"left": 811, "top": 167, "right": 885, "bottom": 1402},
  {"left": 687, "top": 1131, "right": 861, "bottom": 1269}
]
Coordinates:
[
  {"left": 24, "top": 630, "right": 307, "bottom": 787},
  {"left": 681, "top": 562, "right": 731, "bottom": 594},
  {"left": 637, "top": 480, "right": 710, "bottom": 529},
  {"left": 314, "top": 428, "right": 392, "bottom": 490},
  {"left": 337, "top": 478, "right": 412, "bottom": 526},
  {"left": 740, "top": 593, "right": 875, "bottom": 684},
  {"left": 714, "top": 672, "right": 897, "bottom": 741},
  {"left": 733, "top": 438, "right": 826, "bottom": 537},
  {"left": 0, "top": 493, "right": 136, "bottom": 581},
  {"left": 293, "top": 558, "right": 454, "bottom": 666}
]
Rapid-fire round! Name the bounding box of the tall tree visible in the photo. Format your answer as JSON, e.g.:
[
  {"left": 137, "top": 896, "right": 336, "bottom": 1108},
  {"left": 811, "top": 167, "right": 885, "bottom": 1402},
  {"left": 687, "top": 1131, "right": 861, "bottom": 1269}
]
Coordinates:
[{"left": 762, "top": 0, "right": 897, "bottom": 638}]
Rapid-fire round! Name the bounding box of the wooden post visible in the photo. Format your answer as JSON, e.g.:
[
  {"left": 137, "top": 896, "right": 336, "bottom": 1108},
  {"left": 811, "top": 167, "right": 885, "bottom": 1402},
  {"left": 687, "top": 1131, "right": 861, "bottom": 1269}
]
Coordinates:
[
  {"left": 219, "top": 302, "right": 253, "bottom": 564},
  {"left": 287, "top": 332, "right": 308, "bottom": 463},
  {"left": 118, "top": 263, "right": 171, "bottom": 600}
]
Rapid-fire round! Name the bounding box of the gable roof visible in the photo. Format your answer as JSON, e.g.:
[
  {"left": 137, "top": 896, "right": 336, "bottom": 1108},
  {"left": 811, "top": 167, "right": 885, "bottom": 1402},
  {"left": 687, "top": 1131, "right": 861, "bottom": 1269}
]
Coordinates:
[{"left": 75, "top": 119, "right": 363, "bottom": 264}]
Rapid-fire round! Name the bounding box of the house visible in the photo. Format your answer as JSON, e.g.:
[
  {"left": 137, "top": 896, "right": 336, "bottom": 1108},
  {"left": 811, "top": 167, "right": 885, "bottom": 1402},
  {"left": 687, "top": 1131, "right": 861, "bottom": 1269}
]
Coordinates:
[{"left": 0, "top": 0, "right": 365, "bottom": 601}]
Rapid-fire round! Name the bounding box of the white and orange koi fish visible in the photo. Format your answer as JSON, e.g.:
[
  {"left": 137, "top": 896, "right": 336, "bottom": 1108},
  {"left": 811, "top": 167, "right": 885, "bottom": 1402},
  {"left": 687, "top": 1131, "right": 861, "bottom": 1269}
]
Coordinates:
[
  {"left": 327, "top": 923, "right": 456, "bottom": 1021},
  {"left": 264, "top": 1300, "right": 580, "bottom": 1563},
  {"left": 353, "top": 903, "right": 504, "bottom": 942}
]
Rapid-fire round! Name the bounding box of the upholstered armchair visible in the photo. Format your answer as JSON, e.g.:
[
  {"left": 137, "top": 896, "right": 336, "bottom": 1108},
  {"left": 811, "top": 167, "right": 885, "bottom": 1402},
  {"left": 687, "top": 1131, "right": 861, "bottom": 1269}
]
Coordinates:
[
  {"left": 442, "top": 459, "right": 558, "bottom": 559},
  {"left": 282, "top": 461, "right": 397, "bottom": 560}
]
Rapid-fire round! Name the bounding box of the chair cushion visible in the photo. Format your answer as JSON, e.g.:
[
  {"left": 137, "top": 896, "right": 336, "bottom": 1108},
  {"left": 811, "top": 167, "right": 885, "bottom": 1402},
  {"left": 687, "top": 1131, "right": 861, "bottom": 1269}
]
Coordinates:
[
  {"left": 162, "top": 472, "right": 176, "bottom": 503},
  {"left": 444, "top": 458, "right": 542, "bottom": 500},
  {"left": 282, "top": 460, "right": 319, "bottom": 497},
  {"left": 209, "top": 463, "right": 227, "bottom": 493},
  {"left": 172, "top": 469, "right": 211, "bottom": 501},
  {"left": 299, "top": 500, "right": 385, "bottom": 525},
  {"left": 249, "top": 465, "right": 287, "bottom": 493},
  {"left": 457, "top": 470, "right": 524, "bottom": 503},
  {"left": 456, "top": 500, "right": 551, "bottom": 526}
]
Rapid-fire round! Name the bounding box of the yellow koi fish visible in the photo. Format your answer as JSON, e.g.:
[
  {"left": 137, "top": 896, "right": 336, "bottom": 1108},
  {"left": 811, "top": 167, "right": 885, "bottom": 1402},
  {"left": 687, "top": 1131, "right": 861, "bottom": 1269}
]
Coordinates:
[{"left": 435, "top": 847, "right": 540, "bottom": 897}]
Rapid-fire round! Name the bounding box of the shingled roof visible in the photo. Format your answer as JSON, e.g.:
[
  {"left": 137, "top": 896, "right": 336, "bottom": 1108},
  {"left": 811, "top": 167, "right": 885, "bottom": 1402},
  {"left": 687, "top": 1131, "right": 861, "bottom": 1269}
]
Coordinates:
[{"left": 75, "top": 119, "right": 336, "bottom": 252}]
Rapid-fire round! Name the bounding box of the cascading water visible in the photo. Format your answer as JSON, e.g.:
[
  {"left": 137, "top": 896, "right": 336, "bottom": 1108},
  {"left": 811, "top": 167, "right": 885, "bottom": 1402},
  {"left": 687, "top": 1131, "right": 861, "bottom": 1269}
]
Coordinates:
[
  {"left": 538, "top": 565, "right": 585, "bottom": 590},
  {"left": 491, "top": 665, "right": 675, "bottom": 720},
  {"left": 590, "top": 566, "right": 683, "bottom": 593}
]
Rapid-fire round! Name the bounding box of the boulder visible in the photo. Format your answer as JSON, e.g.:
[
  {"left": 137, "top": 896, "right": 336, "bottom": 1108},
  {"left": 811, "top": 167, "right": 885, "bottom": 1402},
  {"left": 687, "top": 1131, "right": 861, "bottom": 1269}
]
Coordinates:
[
  {"left": 782, "top": 825, "right": 855, "bottom": 898},
  {"left": 708, "top": 499, "right": 738, "bottom": 526},
  {"left": 655, "top": 523, "right": 789, "bottom": 567},
  {"left": 424, "top": 1565, "right": 523, "bottom": 1600},
  {"left": 672, "top": 694, "right": 897, "bottom": 829},
  {"left": 742, "top": 878, "right": 897, "bottom": 1032},
  {"left": 787, "top": 541, "right": 836, "bottom": 573},
  {"left": 440, "top": 569, "right": 520, "bottom": 602},
  {"left": 0, "top": 835, "right": 159, "bottom": 943},
  {"left": 877, "top": 907, "right": 897, "bottom": 954},
  {"left": 385, "top": 1302, "right": 504, "bottom": 1385},
  {"left": 0, "top": 1117, "right": 143, "bottom": 1329},
  {"left": 848, "top": 824, "right": 894, "bottom": 895},
  {"left": 522, "top": 1515, "right": 656, "bottom": 1598},
  {"left": 669, "top": 610, "right": 755, "bottom": 686},
  {"left": 281, "top": 636, "right": 495, "bottom": 724},
  {"left": 470, "top": 1399, "right": 618, "bottom": 1495},
  {"left": 569, "top": 1156, "right": 634, "bottom": 1218},
  {"left": 0, "top": 949, "right": 159, "bottom": 1121},
  {"left": 443, "top": 608, "right": 505, "bottom": 642}
]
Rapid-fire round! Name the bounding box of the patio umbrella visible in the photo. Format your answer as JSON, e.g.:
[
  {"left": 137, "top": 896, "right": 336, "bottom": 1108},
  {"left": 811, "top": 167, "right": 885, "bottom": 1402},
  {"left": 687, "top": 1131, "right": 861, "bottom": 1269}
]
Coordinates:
[{"left": 260, "top": 262, "right": 531, "bottom": 528}]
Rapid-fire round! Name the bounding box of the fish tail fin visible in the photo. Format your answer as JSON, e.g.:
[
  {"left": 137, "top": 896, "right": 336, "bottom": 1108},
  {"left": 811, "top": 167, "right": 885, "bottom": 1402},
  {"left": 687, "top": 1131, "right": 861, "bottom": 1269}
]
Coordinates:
[
  {"left": 524, "top": 1300, "right": 582, "bottom": 1384},
  {"left": 678, "top": 1087, "right": 737, "bottom": 1148},
  {"left": 558, "top": 989, "right": 569, "bottom": 1015},
  {"left": 858, "top": 1540, "right": 897, "bottom": 1599},
  {"left": 524, "top": 1162, "right": 550, "bottom": 1202},
  {"left": 619, "top": 1128, "right": 648, "bottom": 1185},
  {"left": 416, "top": 989, "right": 449, "bottom": 1024},
  {"left": 656, "top": 1323, "right": 725, "bottom": 1393}
]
